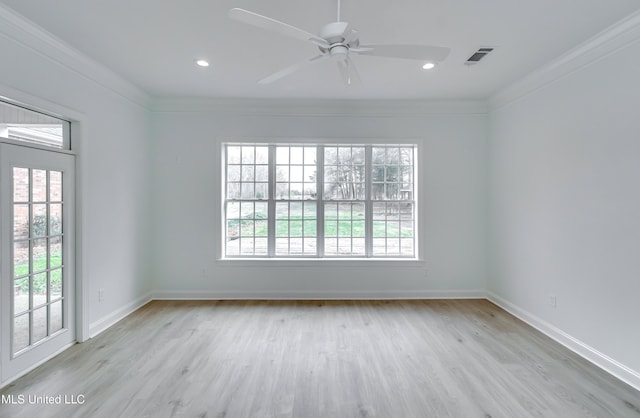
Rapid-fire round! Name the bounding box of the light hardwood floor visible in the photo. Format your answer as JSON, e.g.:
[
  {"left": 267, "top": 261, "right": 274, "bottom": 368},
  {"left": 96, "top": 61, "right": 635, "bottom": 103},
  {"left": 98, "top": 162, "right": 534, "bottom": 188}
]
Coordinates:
[{"left": 1, "top": 299, "right": 639, "bottom": 417}]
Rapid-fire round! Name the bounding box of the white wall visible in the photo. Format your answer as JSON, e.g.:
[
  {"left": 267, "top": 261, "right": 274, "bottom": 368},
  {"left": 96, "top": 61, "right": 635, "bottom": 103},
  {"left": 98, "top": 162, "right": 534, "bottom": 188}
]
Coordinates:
[
  {"left": 150, "top": 100, "right": 488, "bottom": 298},
  {"left": 2, "top": 0, "right": 639, "bottom": 394},
  {"left": 0, "top": 7, "right": 153, "bottom": 338},
  {"left": 488, "top": 22, "right": 640, "bottom": 384}
]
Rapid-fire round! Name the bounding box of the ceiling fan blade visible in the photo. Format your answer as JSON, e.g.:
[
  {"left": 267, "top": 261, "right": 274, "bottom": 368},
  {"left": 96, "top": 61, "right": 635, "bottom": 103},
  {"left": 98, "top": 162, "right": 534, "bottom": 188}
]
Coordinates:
[
  {"left": 354, "top": 44, "right": 451, "bottom": 61},
  {"left": 259, "top": 54, "right": 328, "bottom": 84},
  {"left": 229, "top": 8, "right": 330, "bottom": 49},
  {"left": 343, "top": 27, "right": 359, "bottom": 47},
  {"left": 336, "top": 57, "right": 361, "bottom": 87}
]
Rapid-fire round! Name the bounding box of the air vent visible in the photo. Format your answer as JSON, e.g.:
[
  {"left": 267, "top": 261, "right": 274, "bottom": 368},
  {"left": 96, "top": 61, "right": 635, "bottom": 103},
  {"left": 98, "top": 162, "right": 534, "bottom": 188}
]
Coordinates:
[{"left": 465, "top": 47, "right": 494, "bottom": 65}]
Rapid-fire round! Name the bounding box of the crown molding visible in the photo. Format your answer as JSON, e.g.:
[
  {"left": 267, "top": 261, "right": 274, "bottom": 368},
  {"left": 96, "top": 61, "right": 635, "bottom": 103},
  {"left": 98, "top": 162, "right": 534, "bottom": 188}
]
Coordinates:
[
  {"left": 0, "top": 4, "right": 151, "bottom": 109},
  {"left": 151, "top": 97, "right": 488, "bottom": 117},
  {"left": 489, "top": 9, "right": 640, "bottom": 109}
]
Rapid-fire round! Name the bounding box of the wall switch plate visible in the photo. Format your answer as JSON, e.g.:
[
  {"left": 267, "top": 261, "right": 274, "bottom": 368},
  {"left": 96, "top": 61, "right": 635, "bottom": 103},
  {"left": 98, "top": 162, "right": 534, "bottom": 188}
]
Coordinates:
[
  {"left": 548, "top": 295, "right": 557, "bottom": 308},
  {"left": 98, "top": 288, "right": 105, "bottom": 302}
]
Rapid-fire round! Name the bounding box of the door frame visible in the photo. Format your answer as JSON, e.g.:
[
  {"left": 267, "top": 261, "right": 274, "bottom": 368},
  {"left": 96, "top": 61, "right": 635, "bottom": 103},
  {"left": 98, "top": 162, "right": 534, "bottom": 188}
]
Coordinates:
[{"left": 0, "top": 88, "right": 87, "bottom": 388}]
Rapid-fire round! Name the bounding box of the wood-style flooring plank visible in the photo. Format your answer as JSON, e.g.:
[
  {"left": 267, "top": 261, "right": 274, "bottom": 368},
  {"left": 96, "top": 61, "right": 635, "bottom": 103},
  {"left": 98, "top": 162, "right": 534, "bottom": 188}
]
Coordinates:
[{"left": 1, "top": 299, "right": 639, "bottom": 417}]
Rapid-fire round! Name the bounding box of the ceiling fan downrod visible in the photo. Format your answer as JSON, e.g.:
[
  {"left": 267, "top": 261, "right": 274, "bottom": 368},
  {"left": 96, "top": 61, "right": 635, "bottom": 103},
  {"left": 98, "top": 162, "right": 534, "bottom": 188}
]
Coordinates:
[{"left": 337, "top": 0, "right": 341, "bottom": 22}]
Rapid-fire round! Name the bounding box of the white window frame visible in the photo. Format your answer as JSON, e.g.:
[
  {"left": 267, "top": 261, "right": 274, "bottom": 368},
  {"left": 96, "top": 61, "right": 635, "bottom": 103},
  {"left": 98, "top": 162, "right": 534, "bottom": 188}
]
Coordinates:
[{"left": 222, "top": 142, "right": 418, "bottom": 260}]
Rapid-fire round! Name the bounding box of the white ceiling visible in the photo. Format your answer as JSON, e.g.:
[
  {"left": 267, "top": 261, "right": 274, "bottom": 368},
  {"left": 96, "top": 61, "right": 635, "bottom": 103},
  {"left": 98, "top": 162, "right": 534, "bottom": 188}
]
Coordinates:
[{"left": 2, "top": 0, "right": 639, "bottom": 100}]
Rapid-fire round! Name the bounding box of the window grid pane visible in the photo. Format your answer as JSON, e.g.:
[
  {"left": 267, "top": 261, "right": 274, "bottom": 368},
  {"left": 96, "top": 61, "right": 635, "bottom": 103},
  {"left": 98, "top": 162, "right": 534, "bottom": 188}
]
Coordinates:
[
  {"left": 276, "top": 201, "right": 317, "bottom": 256},
  {"left": 372, "top": 146, "right": 414, "bottom": 201},
  {"left": 324, "top": 146, "right": 365, "bottom": 200},
  {"left": 225, "top": 200, "right": 269, "bottom": 257},
  {"left": 275, "top": 146, "right": 317, "bottom": 200},
  {"left": 323, "top": 202, "right": 365, "bottom": 256},
  {"left": 372, "top": 202, "right": 415, "bottom": 256},
  {"left": 227, "top": 145, "right": 268, "bottom": 200}
]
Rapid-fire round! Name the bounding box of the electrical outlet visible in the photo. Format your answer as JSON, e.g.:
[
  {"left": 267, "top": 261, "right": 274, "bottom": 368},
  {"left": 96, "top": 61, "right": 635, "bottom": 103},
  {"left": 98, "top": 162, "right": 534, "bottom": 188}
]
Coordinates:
[
  {"left": 548, "top": 295, "right": 557, "bottom": 308},
  {"left": 98, "top": 288, "right": 105, "bottom": 302}
]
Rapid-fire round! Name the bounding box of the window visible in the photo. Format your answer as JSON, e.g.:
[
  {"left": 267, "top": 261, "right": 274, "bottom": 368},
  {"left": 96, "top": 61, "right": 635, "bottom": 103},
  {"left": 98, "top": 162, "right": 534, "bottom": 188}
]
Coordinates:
[
  {"left": 224, "top": 143, "right": 417, "bottom": 258},
  {"left": 0, "top": 100, "right": 70, "bottom": 149}
]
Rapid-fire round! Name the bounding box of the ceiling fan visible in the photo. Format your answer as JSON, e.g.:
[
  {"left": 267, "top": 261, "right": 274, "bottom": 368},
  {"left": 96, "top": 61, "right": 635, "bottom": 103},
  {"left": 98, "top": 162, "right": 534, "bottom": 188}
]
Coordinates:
[{"left": 229, "top": 0, "right": 450, "bottom": 86}]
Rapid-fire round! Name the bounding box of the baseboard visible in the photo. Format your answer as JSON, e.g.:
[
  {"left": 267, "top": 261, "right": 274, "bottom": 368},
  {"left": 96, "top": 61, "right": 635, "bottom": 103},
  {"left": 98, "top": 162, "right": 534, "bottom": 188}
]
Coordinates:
[
  {"left": 88, "top": 292, "right": 152, "bottom": 338},
  {"left": 151, "top": 289, "right": 487, "bottom": 300},
  {"left": 487, "top": 292, "right": 640, "bottom": 392}
]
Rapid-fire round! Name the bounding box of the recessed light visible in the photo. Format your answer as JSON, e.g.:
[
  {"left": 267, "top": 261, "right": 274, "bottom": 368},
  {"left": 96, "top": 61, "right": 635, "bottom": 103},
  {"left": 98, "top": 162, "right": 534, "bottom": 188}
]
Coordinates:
[
  {"left": 422, "top": 62, "right": 436, "bottom": 70},
  {"left": 195, "top": 59, "right": 210, "bottom": 67}
]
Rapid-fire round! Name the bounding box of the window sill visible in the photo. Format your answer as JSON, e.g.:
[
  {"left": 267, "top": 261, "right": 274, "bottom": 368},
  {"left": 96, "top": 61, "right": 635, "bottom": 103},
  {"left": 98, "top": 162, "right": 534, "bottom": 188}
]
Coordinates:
[{"left": 216, "top": 257, "right": 425, "bottom": 268}]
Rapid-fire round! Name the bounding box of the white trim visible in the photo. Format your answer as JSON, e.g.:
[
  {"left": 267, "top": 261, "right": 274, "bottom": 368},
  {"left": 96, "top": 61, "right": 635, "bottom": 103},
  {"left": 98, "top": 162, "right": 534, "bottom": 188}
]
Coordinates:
[
  {"left": 0, "top": 137, "right": 74, "bottom": 155},
  {"left": 151, "top": 289, "right": 487, "bottom": 300},
  {"left": 0, "top": 4, "right": 150, "bottom": 109},
  {"left": 487, "top": 292, "right": 640, "bottom": 392},
  {"left": 72, "top": 120, "right": 89, "bottom": 343},
  {"left": 224, "top": 143, "right": 419, "bottom": 259},
  {"left": 152, "top": 97, "right": 488, "bottom": 116},
  {"left": 220, "top": 137, "right": 431, "bottom": 146},
  {"left": 88, "top": 293, "right": 152, "bottom": 338},
  {"left": 489, "top": 9, "right": 640, "bottom": 109},
  {"left": 216, "top": 258, "right": 424, "bottom": 266}
]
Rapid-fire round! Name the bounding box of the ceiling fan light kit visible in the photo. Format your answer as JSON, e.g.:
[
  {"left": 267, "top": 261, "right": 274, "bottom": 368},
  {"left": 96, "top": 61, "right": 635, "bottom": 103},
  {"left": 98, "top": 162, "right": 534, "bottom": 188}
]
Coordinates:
[{"left": 229, "top": 0, "right": 451, "bottom": 86}]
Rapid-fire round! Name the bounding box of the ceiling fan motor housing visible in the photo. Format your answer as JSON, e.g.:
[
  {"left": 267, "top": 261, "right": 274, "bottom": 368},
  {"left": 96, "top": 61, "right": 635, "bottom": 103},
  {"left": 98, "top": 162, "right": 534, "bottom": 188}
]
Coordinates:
[
  {"left": 320, "top": 22, "right": 349, "bottom": 43},
  {"left": 319, "top": 22, "right": 352, "bottom": 59}
]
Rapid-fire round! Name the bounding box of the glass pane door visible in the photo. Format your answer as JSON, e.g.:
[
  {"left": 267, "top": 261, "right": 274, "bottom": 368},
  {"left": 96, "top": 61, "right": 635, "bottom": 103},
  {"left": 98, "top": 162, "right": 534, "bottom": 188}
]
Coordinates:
[{"left": 1, "top": 143, "right": 75, "bottom": 386}]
